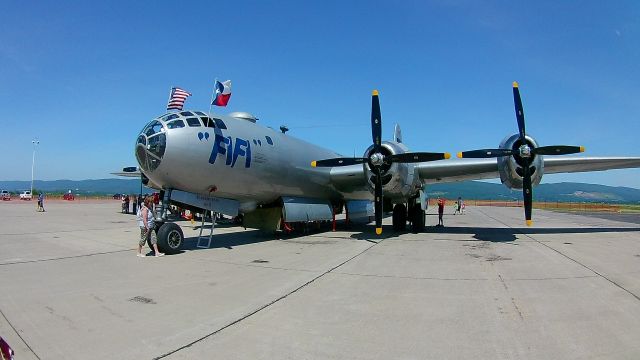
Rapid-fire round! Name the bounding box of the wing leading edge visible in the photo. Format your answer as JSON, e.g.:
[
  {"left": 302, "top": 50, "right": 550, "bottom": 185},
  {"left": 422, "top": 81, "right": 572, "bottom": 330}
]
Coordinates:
[{"left": 416, "top": 156, "right": 640, "bottom": 184}]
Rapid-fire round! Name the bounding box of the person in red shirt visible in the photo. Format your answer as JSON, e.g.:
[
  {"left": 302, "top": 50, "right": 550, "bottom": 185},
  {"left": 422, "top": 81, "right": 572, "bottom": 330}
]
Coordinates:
[{"left": 437, "top": 197, "right": 445, "bottom": 226}]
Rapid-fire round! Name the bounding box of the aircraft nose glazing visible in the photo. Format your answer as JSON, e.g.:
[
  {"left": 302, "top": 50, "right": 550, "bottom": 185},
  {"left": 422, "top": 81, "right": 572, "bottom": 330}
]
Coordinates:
[{"left": 136, "top": 120, "right": 167, "bottom": 173}]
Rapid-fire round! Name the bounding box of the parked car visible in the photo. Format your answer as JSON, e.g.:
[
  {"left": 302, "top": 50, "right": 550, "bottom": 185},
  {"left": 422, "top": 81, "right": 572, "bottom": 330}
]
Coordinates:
[
  {"left": 0, "top": 190, "right": 10, "bottom": 200},
  {"left": 113, "top": 193, "right": 123, "bottom": 200},
  {"left": 63, "top": 193, "right": 75, "bottom": 200},
  {"left": 19, "top": 190, "right": 32, "bottom": 200}
]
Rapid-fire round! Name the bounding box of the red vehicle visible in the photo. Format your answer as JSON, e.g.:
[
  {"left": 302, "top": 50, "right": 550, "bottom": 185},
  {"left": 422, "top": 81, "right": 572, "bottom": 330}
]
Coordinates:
[{"left": 63, "top": 193, "right": 75, "bottom": 201}]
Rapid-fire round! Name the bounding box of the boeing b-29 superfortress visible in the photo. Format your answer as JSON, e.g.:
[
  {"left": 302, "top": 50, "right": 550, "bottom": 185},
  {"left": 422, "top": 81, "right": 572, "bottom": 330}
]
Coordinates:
[{"left": 123, "top": 83, "right": 640, "bottom": 253}]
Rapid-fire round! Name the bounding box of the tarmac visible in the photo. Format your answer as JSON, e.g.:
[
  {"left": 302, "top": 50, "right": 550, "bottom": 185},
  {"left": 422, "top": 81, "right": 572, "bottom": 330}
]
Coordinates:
[{"left": 0, "top": 199, "right": 639, "bottom": 359}]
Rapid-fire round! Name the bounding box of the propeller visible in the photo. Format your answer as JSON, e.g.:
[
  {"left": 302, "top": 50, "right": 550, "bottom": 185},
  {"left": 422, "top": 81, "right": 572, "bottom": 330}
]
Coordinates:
[
  {"left": 457, "top": 82, "right": 585, "bottom": 226},
  {"left": 312, "top": 90, "right": 450, "bottom": 234}
]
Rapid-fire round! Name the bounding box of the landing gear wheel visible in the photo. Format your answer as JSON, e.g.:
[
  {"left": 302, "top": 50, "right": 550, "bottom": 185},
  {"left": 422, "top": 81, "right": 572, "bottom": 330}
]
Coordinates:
[
  {"left": 156, "top": 222, "right": 184, "bottom": 254},
  {"left": 392, "top": 203, "right": 407, "bottom": 231},
  {"left": 410, "top": 205, "right": 425, "bottom": 233}
]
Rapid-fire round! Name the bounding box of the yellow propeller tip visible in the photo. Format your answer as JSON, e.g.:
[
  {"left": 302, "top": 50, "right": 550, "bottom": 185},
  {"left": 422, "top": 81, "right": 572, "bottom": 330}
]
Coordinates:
[
  {"left": 526, "top": 220, "right": 533, "bottom": 227},
  {"left": 456, "top": 152, "right": 463, "bottom": 158},
  {"left": 443, "top": 153, "right": 451, "bottom": 159},
  {"left": 376, "top": 227, "right": 382, "bottom": 235},
  {"left": 513, "top": 81, "right": 519, "bottom": 88},
  {"left": 372, "top": 90, "right": 379, "bottom": 96},
  {"left": 579, "top": 146, "right": 585, "bottom": 152},
  {"left": 311, "top": 161, "right": 317, "bottom": 167}
]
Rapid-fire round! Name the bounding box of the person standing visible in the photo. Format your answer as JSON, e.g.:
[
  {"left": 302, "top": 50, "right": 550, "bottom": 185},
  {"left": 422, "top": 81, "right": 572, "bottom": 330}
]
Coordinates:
[
  {"left": 124, "top": 194, "right": 130, "bottom": 214},
  {"left": 132, "top": 196, "right": 138, "bottom": 215},
  {"left": 37, "top": 193, "right": 45, "bottom": 212},
  {"left": 437, "top": 197, "right": 445, "bottom": 226},
  {"left": 454, "top": 197, "right": 462, "bottom": 215},
  {"left": 137, "top": 197, "right": 164, "bottom": 257}
]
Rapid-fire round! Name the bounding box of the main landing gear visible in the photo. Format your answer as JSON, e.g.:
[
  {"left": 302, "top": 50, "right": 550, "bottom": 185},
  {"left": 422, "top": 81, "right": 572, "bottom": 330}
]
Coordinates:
[{"left": 392, "top": 199, "right": 425, "bottom": 233}]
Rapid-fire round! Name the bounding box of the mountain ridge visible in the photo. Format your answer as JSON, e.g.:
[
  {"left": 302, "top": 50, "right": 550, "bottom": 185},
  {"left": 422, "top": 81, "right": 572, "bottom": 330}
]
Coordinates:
[{"left": 0, "top": 179, "right": 639, "bottom": 203}]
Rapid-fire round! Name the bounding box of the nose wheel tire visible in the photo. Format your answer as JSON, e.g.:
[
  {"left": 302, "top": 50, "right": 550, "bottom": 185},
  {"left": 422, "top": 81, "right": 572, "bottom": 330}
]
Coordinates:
[{"left": 156, "top": 222, "right": 184, "bottom": 254}]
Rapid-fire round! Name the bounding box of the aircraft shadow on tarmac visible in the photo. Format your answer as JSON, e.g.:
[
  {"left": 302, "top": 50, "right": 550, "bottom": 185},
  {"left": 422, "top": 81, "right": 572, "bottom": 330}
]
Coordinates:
[
  {"left": 175, "top": 224, "right": 345, "bottom": 252},
  {"left": 164, "top": 221, "right": 638, "bottom": 253},
  {"left": 347, "top": 224, "right": 639, "bottom": 243},
  {"left": 177, "top": 230, "right": 271, "bottom": 251},
  {"left": 425, "top": 226, "right": 640, "bottom": 243}
]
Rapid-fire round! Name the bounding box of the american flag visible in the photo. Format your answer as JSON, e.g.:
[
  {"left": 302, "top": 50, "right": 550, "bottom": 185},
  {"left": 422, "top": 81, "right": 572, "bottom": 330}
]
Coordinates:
[{"left": 166, "top": 87, "right": 192, "bottom": 111}]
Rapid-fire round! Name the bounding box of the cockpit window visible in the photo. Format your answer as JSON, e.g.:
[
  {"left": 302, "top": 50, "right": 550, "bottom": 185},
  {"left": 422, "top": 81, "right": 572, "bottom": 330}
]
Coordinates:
[
  {"left": 265, "top": 136, "right": 274, "bottom": 145},
  {"left": 165, "top": 114, "right": 179, "bottom": 122},
  {"left": 166, "top": 119, "right": 185, "bottom": 129},
  {"left": 180, "top": 111, "right": 193, "bottom": 117},
  {"left": 213, "top": 118, "right": 227, "bottom": 129},
  {"left": 147, "top": 134, "right": 166, "bottom": 160},
  {"left": 144, "top": 121, "right": 164, "bottom": 137},
  {"left": 137, "top": 135, "right": 146, "bottom": 146},
  {"left": 186, "top": 117, "right": 202, "bottom": 127},
  {"left": 194, "top": 111, "right": 206, "bottom": 116},
  {"left": 201, "top": 117, "right": 216, "bottom": 128}
]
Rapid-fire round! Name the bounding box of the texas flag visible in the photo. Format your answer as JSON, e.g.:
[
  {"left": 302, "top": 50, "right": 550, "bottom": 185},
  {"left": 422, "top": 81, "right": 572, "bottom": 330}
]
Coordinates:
[{"left": 212, "top": 80, "right": 232, "bottom": 106}]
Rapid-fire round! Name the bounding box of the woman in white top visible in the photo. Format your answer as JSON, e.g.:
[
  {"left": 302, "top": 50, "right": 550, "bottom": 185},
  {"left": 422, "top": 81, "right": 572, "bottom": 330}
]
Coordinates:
[{"left": 137, "top": 197, "right": 164, "bottom": 257}]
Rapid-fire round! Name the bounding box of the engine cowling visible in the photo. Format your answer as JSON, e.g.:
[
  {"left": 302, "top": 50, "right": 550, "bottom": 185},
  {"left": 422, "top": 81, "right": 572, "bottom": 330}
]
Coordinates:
[
  {"left": 497, "top": 134, "right": 544, "bottom": 189},
  {"left": 363, "top": 141, "right": 421, "bottom": 202}
]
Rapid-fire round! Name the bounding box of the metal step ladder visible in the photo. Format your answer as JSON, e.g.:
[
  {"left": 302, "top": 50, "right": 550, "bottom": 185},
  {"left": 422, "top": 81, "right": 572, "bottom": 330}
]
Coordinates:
[{"left": 196, "top": 210, "right": 216, "bottom": 249}]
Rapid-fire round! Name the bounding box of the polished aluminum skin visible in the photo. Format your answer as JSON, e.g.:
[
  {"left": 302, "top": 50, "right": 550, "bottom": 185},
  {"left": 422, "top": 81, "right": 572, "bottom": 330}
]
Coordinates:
[{"left": 136, "top": 110, "right": 640, "bottom": 214}]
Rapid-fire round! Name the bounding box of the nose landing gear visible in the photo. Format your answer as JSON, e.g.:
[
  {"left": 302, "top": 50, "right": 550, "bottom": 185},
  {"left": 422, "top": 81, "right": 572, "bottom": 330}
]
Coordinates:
[{"left": 153, "top": 189, "right": 185, "bottom": 254}]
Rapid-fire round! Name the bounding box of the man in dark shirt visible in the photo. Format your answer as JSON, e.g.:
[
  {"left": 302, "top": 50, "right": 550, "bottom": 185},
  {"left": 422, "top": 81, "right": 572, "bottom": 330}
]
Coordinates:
[{"left": 437, "top": 197, "right": 445, "bottom": 226}]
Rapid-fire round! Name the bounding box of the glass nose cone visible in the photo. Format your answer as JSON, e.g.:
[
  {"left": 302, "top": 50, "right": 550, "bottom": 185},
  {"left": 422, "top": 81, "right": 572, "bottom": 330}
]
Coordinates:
[{"left": 136, "top": 120, "right": 166, "bottom": 172}]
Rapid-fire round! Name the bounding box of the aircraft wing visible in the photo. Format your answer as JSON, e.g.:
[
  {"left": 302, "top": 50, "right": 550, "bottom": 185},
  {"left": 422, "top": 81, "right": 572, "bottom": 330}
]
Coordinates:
[
  {"left": 329, "top": 164, "right": 368, "bottom": 192},
  {"left": 416, "top": 156, "right": 640, "bottom": 184},
  {"left": 110, "top": 171, "right": 141, "bottom": 178}
]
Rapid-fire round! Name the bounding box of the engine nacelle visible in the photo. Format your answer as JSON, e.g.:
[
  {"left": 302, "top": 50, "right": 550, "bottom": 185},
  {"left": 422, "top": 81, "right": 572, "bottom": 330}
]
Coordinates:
[
  {"left": 497, "top": 134, "right": 544, "bottom": 190},
  {"left": 363, "top": 141, "right": 421, "bottom": 202}
]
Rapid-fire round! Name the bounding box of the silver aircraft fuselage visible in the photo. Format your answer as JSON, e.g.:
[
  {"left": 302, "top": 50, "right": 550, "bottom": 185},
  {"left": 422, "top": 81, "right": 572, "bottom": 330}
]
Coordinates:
[{"left": 135, "top": 110, "right": 369, "bottom": 209}]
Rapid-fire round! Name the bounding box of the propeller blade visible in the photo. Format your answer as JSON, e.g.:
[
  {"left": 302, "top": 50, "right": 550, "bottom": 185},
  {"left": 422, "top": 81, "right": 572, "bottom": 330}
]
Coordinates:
[
  {"left": 522, "top": 165, "right": 533, "bottom": 226},
  {"left": 457, "top": 149, "right": 513, "bottom": 158},
  {"left": 311, "top": 158, "right": 366, "bottom": 167},
  {"left": 533, "top": 145, "right": 585, "bottom": 156},
  {"left": 513, "top": 81, "right": 526, "bottom": 141},
  {"left": 371, "top": 90, "right": 382, "bottom": 153},
  {"left": 387, "top": 152, "right": 451, "bottom": 163},
  {"left": 374, "top": 168, "right": 383, "bottom": 235}
]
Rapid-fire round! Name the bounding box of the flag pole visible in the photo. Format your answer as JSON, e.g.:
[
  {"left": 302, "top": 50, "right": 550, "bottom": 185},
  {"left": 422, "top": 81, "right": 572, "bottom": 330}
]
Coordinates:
[
  {"left": 167, "top": 86, "right": 174, "bottom": 112},
  {"left": 208, "top": 78, "right": 217, "bottom": 117}
]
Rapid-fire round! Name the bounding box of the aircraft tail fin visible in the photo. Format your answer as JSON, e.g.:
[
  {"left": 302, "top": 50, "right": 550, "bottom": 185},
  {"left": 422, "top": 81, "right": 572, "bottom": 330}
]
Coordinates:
[{"left": 394, "top": 124, "right": 402, "bottom": 143}]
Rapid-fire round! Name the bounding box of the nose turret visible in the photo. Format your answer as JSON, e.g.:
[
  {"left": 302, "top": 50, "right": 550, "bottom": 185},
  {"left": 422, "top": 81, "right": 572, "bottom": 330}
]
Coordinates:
[{"left": 136, "top": 120, "right": 166, "bottom": 173}]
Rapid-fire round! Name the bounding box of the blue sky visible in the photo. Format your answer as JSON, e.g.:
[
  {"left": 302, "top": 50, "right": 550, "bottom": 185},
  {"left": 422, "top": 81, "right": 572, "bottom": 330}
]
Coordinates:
[{"left": 1, "top": 1, "right": 639, "bottom": 188}]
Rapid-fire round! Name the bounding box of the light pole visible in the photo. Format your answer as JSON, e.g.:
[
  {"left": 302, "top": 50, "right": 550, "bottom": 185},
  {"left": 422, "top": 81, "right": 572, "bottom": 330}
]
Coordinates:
[{"left": 31, "top": 139, "right": 39, "bottom": 196}]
